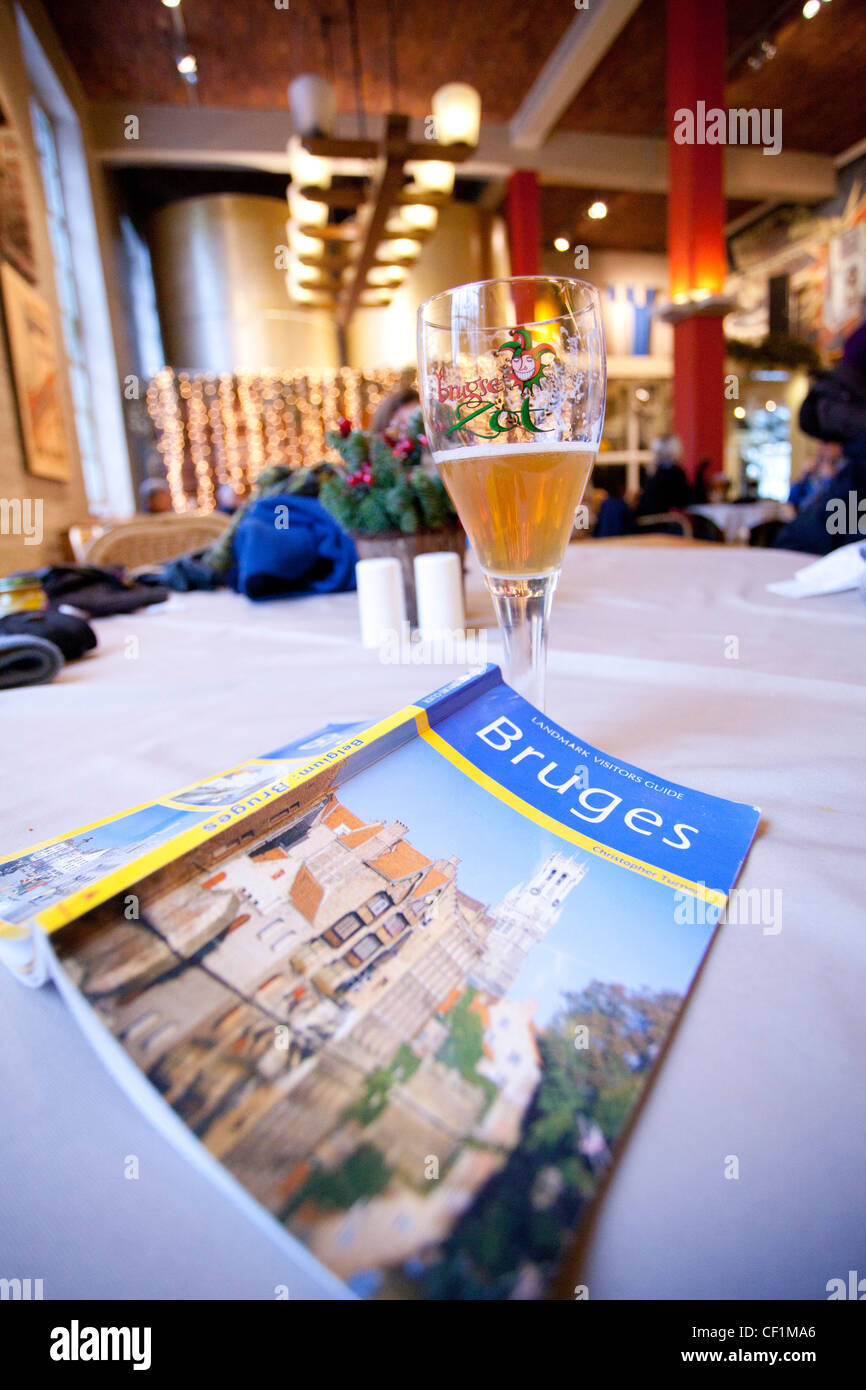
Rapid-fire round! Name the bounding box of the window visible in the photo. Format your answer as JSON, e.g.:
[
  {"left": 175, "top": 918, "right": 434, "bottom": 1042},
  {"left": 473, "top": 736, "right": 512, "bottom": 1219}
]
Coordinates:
[
  {"left": 346, "top": 933, "right": 380, "bottom": 964},
  {"left": 121, "top": 1011, "right": 159, "bottom": 1043},
  {"left": 143, "top": 1023, "right": 177, "bottom": 1053},
  {"left": 17, "top": 6, "right": 133, "bottom": 516},
  {"left": 29, "top": 99, "right": 102, "bottom": 503},
  {"left": 368, "top": 892, "right": 393, "bottom": 916},
  {"left": 324, "top": 911, "right": 363, "bottom": 945}
]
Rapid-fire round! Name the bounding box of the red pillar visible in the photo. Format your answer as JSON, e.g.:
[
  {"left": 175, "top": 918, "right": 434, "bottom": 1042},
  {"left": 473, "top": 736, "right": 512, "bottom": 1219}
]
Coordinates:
[
  {"left": 666, "top": 0, "right": 727, "bottom": 482},
  {"left": 506, "top": 171, "right": 540, "bottom": 277}
]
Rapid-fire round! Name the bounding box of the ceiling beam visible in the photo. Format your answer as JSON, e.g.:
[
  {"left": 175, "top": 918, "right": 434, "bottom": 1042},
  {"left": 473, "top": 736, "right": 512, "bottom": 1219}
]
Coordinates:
[
  {"left": 89, "top": 105, "right": 837, "bottom": 204},
  {"left": 509, "top": 0, "right": 644, "bottom": 151}
]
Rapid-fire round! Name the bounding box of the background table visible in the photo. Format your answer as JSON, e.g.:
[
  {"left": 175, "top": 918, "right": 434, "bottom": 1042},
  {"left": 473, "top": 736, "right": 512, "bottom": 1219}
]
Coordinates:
[
  {"left": 1, "top": 540, "right": 864, "bottom": 1299},
  {"left": 687, "top": 499, "right": 795, "bottom": 543}
]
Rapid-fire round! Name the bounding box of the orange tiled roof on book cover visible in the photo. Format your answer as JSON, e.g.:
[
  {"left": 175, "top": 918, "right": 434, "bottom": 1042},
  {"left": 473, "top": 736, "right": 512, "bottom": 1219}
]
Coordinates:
[
  {"left": 289, "top": 863, "right": 324, "bottom": 922},
  {"left": 370, "top": 841, "right": 431, "bottom": 882},
  {"left": 320, "top": 796, "right": 384, "bottom": 848},
  {"left": 412, "top": 867, "right": 448, "bottom": 898}
]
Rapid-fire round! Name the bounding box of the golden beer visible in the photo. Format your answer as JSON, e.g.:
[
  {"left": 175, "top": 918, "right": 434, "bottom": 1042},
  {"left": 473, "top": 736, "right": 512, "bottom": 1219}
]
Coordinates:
[{"left": 434, "top": 441, "right": 596, "bottom": 577}]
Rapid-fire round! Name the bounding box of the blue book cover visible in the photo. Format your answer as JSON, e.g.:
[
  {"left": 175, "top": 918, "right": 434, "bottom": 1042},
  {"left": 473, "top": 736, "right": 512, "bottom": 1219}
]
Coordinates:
[{"left": 3, "top": 666, "right": 760, "bottom": 1299}]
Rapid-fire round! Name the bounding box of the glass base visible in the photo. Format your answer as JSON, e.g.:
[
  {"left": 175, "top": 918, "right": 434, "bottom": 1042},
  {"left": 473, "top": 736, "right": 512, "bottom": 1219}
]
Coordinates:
[{"left": 484, "top": 570, "right": 559, "bottom": 712}]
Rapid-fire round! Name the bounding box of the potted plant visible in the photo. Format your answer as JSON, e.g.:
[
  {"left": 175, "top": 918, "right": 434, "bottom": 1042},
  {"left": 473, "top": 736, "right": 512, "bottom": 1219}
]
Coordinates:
[{"left": 317, "top": 409, "right": 464, "bottom": 625}]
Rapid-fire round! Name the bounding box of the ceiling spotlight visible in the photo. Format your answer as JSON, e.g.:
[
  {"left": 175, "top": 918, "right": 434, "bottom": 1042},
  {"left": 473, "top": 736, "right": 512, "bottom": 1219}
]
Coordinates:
[
  {"left": 554, "top": 236, "right": 570, "bottom": 252},
  {"left": 587, "top": 201, "right": 607, "bottom": 220},
  {"left": 162, "top": 0, "right": 181, "bottom": 7},
  {"left": 635, "top": 387, "right": 650, "bottom": 402},
  {"left": 765, "top": 400, "right": 777, "bottom": 412},
  {"left": 734, "top": 406, "right": 746, "bottom": 419},
  {"left": 760, "top": 40, "right": 777, "bottom": 57},
  {"left": 802, "top": 0, "right": 820, "bottom": 16},
  {"left": 176, "top": 54, "right": 197, "bottom": 76},
  {"left": 747, "top": 54, "right": 764, "bottom": 69}
]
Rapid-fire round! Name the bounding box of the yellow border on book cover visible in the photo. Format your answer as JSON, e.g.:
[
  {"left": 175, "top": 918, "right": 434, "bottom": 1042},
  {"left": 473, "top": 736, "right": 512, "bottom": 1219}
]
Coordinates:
[
  {"left": 414, "top": 710, "right": 728, "bottom": 910},
  {"left": 2, "top": 694, "right": 726, "bottom": 943},
  {"left": 0, "top": 705, "right": 418, "bottom": 940}
]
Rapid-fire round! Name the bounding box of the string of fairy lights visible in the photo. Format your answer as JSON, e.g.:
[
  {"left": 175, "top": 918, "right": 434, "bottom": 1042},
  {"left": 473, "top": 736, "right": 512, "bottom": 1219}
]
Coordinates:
[{"left": 145, "top": 366, "right": 413, "bottom": 511}]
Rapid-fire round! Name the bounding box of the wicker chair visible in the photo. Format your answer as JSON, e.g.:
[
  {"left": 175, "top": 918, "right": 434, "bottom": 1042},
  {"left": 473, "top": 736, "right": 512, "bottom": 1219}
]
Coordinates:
[
  {"left": 68, "top": 523, "right": 109, "bottom": 563},
  {"left": 82, "top": 514, "right": 229, "bottom": 571},
  {"left": 635, "top": 511, "right": 695, "bottom": 538}
]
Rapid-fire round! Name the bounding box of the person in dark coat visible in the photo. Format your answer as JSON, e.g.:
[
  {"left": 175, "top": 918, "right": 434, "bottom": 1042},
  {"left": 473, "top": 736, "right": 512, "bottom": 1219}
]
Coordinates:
[
  {"left": 636, "top": 434, "right": 691, "bottom": 517},
  {"left": 787, "top": 442, "right": 842, "bottom": 511},
  {"left": 774, "top": 322, "right": 866, "bottom": 555},
  {"left": 594, "top": 481, "right": 634, "bottom": 538},
  {"left": 690, "top": 457, "right": 714, "bottom": 505}
]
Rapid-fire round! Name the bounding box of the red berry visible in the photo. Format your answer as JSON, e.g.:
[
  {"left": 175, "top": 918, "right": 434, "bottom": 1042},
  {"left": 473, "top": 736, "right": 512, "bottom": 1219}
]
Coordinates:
[{"left": 338, "top": 417, "right": 352, "bottom": 438}]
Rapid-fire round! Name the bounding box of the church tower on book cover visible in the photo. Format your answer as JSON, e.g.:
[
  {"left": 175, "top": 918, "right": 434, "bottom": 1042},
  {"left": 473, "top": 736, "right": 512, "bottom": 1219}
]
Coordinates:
[{"left": 472, "top": 852, "right": 587, "bottom": 995}]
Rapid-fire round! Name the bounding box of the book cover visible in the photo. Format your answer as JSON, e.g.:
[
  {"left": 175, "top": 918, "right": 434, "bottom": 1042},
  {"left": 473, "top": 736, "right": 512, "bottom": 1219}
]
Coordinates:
[{"left": 2, "top": 667, "right": 760, "bottom": 1299}]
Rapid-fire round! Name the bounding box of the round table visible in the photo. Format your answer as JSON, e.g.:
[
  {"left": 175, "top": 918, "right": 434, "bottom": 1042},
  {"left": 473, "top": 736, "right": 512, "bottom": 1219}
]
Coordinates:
[
  {"left": 687, "top": 499, "right": 795, "bottom": 543},
  {"left": 1, "top": 540, "right": 863, "bottom": 1298}
]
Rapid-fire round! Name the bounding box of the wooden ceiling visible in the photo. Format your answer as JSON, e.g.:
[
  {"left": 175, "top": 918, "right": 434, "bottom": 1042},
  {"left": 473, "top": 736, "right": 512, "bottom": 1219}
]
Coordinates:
[
  {"left": 541, "top": 188, "right": 758, "bottom": 256},
  {"left": 42, "top": 0, "right": 576, "bottom": 120},
  {"left": 725, "top": 0, "right": 866, "bottom": 155},
  {"left": 41, "top": 0, "right": 866, "bottom": 258},
  {"left": 557, "top": 0, "right": 866, "bottom": 153},
  {"left": 42, "top": 0, "right": 866, "bottom": 156},
  {"left": 543, "top": 188, "right": 668, "bottom": 257}
]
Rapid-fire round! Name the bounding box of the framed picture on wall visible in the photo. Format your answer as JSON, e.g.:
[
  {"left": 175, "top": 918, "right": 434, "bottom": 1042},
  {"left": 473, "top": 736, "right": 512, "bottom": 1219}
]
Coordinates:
[
  {"left": 0, "top": 100, "right": 37, "bottom": 283},
  {"left": 0, "top": 259, "right": 71, "bottom": 481}
]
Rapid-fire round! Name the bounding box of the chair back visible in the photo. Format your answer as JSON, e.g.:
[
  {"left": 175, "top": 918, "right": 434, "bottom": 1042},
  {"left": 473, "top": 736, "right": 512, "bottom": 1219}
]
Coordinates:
[
  {"left": 635, "top": 512, "right": 695, "bottom": 538},
  {"left": 83, "top": 514, "right": 229, "bottom": 570}
]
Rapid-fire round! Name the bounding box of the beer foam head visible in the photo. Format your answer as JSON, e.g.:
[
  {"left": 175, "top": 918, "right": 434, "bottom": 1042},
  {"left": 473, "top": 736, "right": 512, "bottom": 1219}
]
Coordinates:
[{"left": 433, "top": 440, "right": 597, "bottom": 463}]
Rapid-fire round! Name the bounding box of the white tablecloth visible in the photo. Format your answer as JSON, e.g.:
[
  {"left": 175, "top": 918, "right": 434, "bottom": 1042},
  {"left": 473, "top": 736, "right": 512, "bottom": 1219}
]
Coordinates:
[
  {"left": 1, "top": 540, "right": 864, "bottom": 1299},
  {"left": 687, "top": 500, "right": 794, "bottom": 543}
]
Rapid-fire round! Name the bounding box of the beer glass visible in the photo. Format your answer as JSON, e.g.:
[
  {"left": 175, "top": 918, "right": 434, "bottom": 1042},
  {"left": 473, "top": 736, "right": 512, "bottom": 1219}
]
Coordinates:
[{"left": 417, "top": 276, "right": 606, "bottom": 710}]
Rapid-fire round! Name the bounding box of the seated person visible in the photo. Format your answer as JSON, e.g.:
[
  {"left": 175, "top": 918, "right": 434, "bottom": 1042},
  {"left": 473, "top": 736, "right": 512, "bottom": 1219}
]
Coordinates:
[
  {"left": 775, "top": 322, "right": 866, "bottom": 555},
  {"left": 788, "top": 442, "right": 842, "bottom": 511},
  {"left": 215, "top": 483, "right": 243, "bottom": 515},
  {"left": 690, "top": 457, "right": 714, "bottom": 504},
  {"left": 139, "top": 478, "right": 172, "bottom": 515},
  {"left": 371, "top": 387, "right": 421, "bottom": 437},
  {"left": 594, "top": 482, "right": 633, "bottom": 538},
  {"left": 635, "top": 434, "right": 691, "bottom": 517}
]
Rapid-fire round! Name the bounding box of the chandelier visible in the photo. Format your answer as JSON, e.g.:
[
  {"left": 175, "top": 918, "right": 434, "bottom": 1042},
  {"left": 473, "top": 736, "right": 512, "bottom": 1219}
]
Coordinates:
[{"left": 285, "top": 74, "right": 481, "bottom": 328}]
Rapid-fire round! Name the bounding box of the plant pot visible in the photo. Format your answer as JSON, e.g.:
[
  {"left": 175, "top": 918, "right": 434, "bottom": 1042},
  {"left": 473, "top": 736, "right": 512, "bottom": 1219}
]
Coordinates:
[{"left": 350, "top": 523, "right": 466, "bottom": 627}]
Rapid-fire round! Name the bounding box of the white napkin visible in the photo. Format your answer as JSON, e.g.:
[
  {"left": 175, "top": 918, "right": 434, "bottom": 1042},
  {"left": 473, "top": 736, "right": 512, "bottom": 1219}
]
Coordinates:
[{"left": 767, "top": 540, "right": 866, "bottom": 598}]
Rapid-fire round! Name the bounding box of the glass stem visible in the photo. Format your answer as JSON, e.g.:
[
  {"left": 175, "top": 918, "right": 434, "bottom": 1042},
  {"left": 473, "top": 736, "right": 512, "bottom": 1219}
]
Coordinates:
[{"left": 485, "top": 572, "right": 559, "bottom": 712}]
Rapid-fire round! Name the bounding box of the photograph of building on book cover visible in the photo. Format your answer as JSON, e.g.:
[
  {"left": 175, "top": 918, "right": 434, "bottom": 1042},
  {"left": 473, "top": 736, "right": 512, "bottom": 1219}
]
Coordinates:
[
  {"left": 55, "top": 737, "right": 695, "bottom": 1300},
  {"left": 0, "top": 806, "right": 202, "bottom": 928}
]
